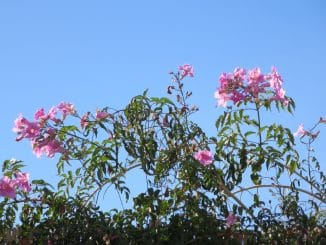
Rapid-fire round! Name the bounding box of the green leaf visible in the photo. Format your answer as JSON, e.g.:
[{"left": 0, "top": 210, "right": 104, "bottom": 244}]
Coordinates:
[
  {"left": 250, "top": 173, "right": 261, "bottom": 185},
  {"left": 289, "top": 160, "right": 298, "bottom": 175},
  {"left": 253, "top": 194, "right": 259, "bottom": 205}
]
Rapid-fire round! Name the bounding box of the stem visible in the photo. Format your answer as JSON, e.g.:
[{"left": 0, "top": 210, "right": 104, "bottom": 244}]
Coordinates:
[
  {"left": 215, "top": 176, "right": 261, "bottom": 227},
  {"left": 255, "top": 102, "right": 263, "bottom": 155},
  {"left": 5, "top": 197, "right": 42, "bottom": 206},
  {"left": 174, "top": 74, "right": 191, "bottom": 133},
  {"left": 65, "top": 131, "right": 109, "bottom": 153},
  {"left": 307, "top": 138, "right": 313, "bottom": 194},
  {"left": 232, "top": 184, "right": 325, "bottom": 204}
]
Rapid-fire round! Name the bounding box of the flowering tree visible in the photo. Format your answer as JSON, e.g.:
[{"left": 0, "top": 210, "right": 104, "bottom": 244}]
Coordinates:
[{"left": 1, "top": 65, "right": 325, "bottom": 244}]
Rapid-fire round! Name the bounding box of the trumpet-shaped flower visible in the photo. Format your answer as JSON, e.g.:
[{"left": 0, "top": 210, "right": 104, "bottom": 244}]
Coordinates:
[
  {"left": 32, "top": 138, "right": 65, "bottom": 158},
  {"left": 56, "top": 102, "right": 76, "bottom": 120},
  {"left": 178, "top": 64, "right": 194, "bottom": 78},
  {"left": 13, "top": 114, "right": 41, "bottom": 141},
  {"left": 293, "top": 124, "right": 307, "bottom": 137},
  {"left": 15, "top": 172, "right": 31, "bottom": 192},
  {"left": 194, "top": 150, "right": 213, "bottom": 166},
  {"left": 0, "top": 176, "right": 17, "bottom": 199}
]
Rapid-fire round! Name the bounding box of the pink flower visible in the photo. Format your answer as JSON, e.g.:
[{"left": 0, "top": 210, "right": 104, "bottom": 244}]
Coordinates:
[
  {"left": 248, "top": 68, "right": 264, "bottom": 85},
  {"left": 266, "top": 66, "right": 283, "bottom": 89},
  {"left": 43, "top": 139, "right": 65, "bottom": 158},
  {"left": 81, "top": 113, "right": 90, "bottom": 128},
  {"left": 95, "top": 110, "right": 110, "bottom": 120},
  {"left": 14, "top": 172, "right": 31, "bottom": 192},
  {"left": 226, "top": 213, "right": 238, "bottom": 228},
  {"left": 178, "top": 64, "right": 194, "bottom": 78},
  {"left": 32, "top": 139, "right": 65, "bottom": 158},
  {"left": 32, "top": 128, "right": 65, "bottom": 158},
  {"left": 56, "top": 102, "right": 75, "bottom": 120},
  {"left": 294, "top": 124, "right": 307, "bottom": 137},
  {"left": 229, "top": 91, "right": 246, "bottom": 104},
  {"left": 233, "top": 67, "right": 246, "bottom": 81},
  {"left": 194, "top": 150, "right": 213, "bottom": 166},
  {"left": 214, "top": 90, "right": 228, "bottom": 107},
  {"left": 35, "top": 107, "right": 59, "bottom": 124},
  {"left": 215, "top": 69, "right": 248, "bottom": 107},
  {"left": 246, "top": 68, "right": 269, "bottom": 98},
  {"left": 34, "top": 108, "right": 46, "bottom": 120},
  {"left": 273, "top": 87, "right": 286, "bottom": 100},
  {"left": 13, "top": 114, "right": 41, "bottom": 141},
  {"left": 35, "top": 107, "right": 57, "bottom": 125},
  {"left": 0, "top": 176, "right": 17, "bottom": 199},
  {"left": 32, "top": 142, "right": 43, "bottom": 158},
  {"left": 265, "top": 67, "right": 288, "bottom": 104},
  {"left": 48, "top": 106, "right": 58, "bottom": 120}
]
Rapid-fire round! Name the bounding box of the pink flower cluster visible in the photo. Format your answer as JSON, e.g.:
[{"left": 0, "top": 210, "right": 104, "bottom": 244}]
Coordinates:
[
  {"left": 0, "top": 172, "right": 31, "bottom": 199},
  {"left": 178, "top": 64, "right": 194, "bottom": 79},
  {"left": 214, "top": 67, "right": 289, "bottom": 107},
  {"left": 194, "top": 150, "right": 213, "bottom": 166},
  {"left": 13, "top": 102, "right": 75, "bottom": 158}
]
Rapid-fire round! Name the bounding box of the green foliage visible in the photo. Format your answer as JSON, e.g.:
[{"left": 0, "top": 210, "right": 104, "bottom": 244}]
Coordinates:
[{"left": 1, "top": 73, "right": 325, "bottom": 244}]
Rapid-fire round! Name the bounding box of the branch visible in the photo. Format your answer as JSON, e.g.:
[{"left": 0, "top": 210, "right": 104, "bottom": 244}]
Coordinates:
[
  {"left": 232, "top": 184, "right": 326, "bottom": 204},
  {"left": 215, "top": 176, "right": 262, "bottom": 227}
]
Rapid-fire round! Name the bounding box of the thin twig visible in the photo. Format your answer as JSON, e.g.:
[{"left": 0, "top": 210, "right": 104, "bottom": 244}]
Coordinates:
[{"left": 232, "top": 184, "right": 325, "bottom": 203}]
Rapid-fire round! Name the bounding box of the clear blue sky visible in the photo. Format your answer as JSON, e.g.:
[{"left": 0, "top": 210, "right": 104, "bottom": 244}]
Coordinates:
[{"left": 1, "top": 1, "right": 325, "bottom": 210}]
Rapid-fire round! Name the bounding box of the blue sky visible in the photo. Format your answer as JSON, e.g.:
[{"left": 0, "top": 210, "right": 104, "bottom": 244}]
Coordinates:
[{"left": 1, "top": 1, "right": 325, "bottom": 210}]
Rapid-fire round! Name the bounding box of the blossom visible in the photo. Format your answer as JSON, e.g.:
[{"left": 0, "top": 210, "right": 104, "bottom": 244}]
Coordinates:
[
  {"left": 32, "top": 128, "right": 65, "bottom": 158},
  {"left": 215, "top": 66, "right": 289, "bottom": 107},
  {"left": 247, "top": 68, "right": 269, "bottom": 98},
  {"left": 32, "top": 139, "right": 65, "bottom": 158},
  {"left": 178, "top": 64, "right": 194, "bottom": 78},
  {"left": 266, "top": 66, "right": 283, "bottom": 89},
  {"left": 34, "top": 108, "right": 46, "bottom": 120},
  {"left": 48, "top": 106, "right": 59, "bottom": 120},
  {"left": 226, "top": 213, "right": 238, "bottom": 228},
  {"left": 233, "top": 67, "right": 246, "bottom": 81},
  {"left": 14, "top": 172, "right": 31, "bottom": 192},
  {"left": 214, "top": 90, "right": 228, "bottom": 107},
  {"left": 248, "top": 68, "right": 264, "bottom": 85},
  {"left": 194, "top": 150, "right": 213, "bottom": 166},
  {"left": 293, "top": 124, "right": 307, "bottom": 137},
  {"left": 13, "top": 114, "right": 41, "bottom": 141},
  {"left": 229, "top": 90, "right": 246, "bottom": 104},
  {"left": 42, "top": 139, "right": 65, "bottom": 157},
  {"left": 0, "top": 176, "right": 17, "bottom": 199},
  {"left": 265, "top": 66, "right": 288, "bottom": 104},
  {"left": 272, "top": 87, "right": 288, "bottom": 105},
  {"left": 56, "top": 102, "right": 76, "bottom": 120},
  {"left": 95, "top": 110, "right": 110, "bottom": 120},
  {"left": 215, "top": 69, "right": 248, "bottom": 107},
  {"left": 34, "top": 107, "right": 59, "bottom": 124},
  {"left": 81, "top": 113, "right": 90, "bottom": 128}
]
